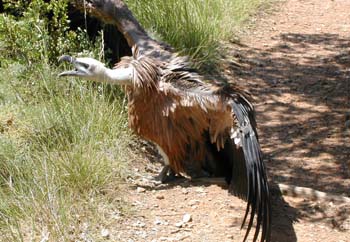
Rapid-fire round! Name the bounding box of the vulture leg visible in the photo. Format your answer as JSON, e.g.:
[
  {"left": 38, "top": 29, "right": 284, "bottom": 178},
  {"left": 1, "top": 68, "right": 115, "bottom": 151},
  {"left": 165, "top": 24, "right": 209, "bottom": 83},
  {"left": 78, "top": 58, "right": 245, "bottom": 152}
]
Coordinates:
[
  {"left": 155, "top": 165, "right": 184, "bottom": 183},
  {"left": 155, "top": 145, "right": 178, "bottom": 183},
  {"left": 155, "top": 165, "right": 170, "bottom": 182}
]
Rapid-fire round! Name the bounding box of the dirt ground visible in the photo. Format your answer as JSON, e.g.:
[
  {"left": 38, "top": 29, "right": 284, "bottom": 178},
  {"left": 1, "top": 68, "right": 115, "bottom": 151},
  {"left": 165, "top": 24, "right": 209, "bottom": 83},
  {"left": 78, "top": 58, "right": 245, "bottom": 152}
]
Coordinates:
[{"left": 109, "top": 0, "right": 350, "bottom": 241}]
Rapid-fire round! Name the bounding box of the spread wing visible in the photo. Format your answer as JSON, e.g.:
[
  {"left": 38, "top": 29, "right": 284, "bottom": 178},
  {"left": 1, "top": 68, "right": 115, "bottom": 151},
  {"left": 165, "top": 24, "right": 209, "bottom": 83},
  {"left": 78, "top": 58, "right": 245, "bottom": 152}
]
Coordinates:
[{"left": 160, "top": 64, "right": 271, "bottom": 242}]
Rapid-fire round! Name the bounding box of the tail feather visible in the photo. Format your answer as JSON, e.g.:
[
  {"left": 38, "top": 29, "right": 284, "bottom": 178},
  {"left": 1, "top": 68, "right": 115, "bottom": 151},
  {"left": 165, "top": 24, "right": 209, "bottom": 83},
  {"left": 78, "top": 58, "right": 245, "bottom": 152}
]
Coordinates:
[{"left": 230, "top": 97, "right": 271, "bottom": 242}]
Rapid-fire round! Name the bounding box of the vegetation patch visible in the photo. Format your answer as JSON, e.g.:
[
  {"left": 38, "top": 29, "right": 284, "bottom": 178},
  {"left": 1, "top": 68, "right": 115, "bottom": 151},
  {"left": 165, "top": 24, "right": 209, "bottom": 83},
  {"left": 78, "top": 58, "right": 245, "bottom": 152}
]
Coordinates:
[{"left": 126, "top": 0, "right": 268, "bottom": 68}]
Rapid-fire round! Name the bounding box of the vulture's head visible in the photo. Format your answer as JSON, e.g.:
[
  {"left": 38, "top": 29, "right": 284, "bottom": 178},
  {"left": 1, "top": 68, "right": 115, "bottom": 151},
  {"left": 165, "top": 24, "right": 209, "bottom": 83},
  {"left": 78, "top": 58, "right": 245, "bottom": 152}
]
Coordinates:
[{"left": 58, "top": 55, "right": 133, "bottom": 85}]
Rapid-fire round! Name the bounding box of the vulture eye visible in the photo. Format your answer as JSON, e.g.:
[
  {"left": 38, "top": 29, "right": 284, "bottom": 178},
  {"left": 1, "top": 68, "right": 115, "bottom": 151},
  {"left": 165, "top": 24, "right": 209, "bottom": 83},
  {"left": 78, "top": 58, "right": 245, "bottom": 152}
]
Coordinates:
[{"left": 79, "top": 62, "right": 90, "bottom": 69}]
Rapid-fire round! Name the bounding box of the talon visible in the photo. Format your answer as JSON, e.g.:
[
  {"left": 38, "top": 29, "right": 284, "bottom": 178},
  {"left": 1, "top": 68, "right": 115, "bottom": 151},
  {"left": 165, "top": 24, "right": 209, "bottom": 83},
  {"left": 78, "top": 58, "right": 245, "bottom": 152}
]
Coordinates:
[
  {"left": 154, "top": 165, "right": 184, "bottom": 183},
  {"left": 155, "top": 165, "right": 170, "bottom": 183}
]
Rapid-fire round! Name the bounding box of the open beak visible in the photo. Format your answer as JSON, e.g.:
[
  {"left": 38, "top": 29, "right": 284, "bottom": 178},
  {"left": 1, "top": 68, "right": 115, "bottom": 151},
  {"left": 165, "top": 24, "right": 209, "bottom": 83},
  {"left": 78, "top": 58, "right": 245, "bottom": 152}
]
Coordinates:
[{"left": 58, "top": 55, "right": 82, "bottom": 77}]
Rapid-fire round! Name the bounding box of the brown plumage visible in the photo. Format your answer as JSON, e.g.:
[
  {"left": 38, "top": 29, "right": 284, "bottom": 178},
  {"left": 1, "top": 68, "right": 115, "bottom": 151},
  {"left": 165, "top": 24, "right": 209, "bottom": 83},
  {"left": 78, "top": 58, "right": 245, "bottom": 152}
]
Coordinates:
[
  {"left": 60, "top": 46, "right": 271, "bottom": 242},
  {"left": 59, "top": 1, "right": 271, "bottom": 241}
]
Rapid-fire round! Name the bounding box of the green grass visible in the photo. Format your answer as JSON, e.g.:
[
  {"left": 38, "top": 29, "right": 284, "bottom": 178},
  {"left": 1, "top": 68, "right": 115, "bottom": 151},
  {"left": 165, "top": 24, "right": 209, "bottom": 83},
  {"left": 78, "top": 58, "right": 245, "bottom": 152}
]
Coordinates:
[
  {"left": 126, "top": 0, "right": 267, "bottom": 68},
  {"left": 0, "top": 5, "right": 133, "bottom": 239},
  {"left": 0, "top": 0, "right": 269, "bottom": 240},
  {"left": 0, "top": 62, "right": 133, "bottom": 240}
]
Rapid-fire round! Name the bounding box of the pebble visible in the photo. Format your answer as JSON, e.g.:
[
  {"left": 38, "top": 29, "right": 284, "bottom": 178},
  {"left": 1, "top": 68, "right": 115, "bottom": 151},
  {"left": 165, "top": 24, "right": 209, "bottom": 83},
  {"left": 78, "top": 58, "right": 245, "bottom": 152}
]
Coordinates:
[
  {"left": 182, "top": 213, "right": 192, "bottom": 223},
  {"left": 182, "top": 188, "right": 189, "bottom": 194},
  {"left": 175, "top": 222, "right": 184, "bottom": 228},
  {"left": 136, "top": 187, "right": 146, "bottom": 193},
  {"left": 156, "top": 194, "right": 165, "bottom": 199},
  {"left": 154, "top": 218, "right": 163, "bottom": 225},
  {"left": 101, "top": 228, "right": 110, "bottom": 238}
]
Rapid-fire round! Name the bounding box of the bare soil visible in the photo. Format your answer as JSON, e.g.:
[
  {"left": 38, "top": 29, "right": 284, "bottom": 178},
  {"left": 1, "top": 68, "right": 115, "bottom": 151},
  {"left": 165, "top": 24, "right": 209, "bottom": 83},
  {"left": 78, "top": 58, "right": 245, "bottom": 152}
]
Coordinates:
[{"left": 109, "top": 0, "right": 350, "bottom": 241}]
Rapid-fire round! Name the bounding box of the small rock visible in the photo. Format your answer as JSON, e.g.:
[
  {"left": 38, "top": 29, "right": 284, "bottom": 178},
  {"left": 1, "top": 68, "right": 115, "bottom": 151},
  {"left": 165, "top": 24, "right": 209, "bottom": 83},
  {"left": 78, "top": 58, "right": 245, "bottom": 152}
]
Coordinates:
[
  {"left": 101, "top": 229, "right": 110, "bottom": 239},
  {"left": 156, "top": 194, "right": 165, "bottom": 199},
  {"left": 175, "top": 222, "right": 183, "bottom": 228},
  {"left": 136, "top": 187, "right": 146, "bottom": 193},
  {"left": 182, "top": 213, "right": 192, "bottom": 223},
  {"left": 154, "top": 218, "right": 163, "bottom": 225}
]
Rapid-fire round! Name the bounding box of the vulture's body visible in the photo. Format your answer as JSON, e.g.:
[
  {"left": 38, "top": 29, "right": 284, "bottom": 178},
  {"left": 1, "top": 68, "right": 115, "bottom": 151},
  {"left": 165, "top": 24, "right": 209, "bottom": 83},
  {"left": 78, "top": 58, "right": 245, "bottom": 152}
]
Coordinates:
[
  {"left": 59, "top": 47, "right": 271, "bottom": 241},
  {"left": 123, "top": 50, "right": 270, "bottom": 242}
]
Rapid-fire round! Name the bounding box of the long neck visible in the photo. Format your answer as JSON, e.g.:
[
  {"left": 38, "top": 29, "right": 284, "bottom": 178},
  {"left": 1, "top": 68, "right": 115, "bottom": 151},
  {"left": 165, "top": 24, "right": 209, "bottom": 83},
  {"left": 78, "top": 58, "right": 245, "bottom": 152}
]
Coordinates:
[{"left": 98, "top": 66, "right": 134, "bottom": 85}]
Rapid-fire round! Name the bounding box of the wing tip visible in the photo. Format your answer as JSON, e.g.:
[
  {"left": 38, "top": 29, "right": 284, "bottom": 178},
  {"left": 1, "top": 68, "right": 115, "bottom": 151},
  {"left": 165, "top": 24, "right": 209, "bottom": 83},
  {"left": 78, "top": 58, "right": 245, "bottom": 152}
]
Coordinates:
[{"left": 230, "top": 97, "right": 272, "bottom": 242}]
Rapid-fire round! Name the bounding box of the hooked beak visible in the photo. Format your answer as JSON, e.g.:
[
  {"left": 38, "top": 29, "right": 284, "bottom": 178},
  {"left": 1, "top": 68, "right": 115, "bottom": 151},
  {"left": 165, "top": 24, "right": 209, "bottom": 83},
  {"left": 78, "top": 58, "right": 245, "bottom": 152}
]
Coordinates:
[{"left": 58, "top": 55, "right": 85, "bottom": 77}]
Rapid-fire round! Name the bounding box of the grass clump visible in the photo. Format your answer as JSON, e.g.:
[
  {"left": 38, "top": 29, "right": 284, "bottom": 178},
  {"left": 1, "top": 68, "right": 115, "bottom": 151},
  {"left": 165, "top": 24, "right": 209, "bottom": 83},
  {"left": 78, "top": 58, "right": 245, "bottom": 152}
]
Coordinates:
[
  {"left": 126, "top": 0, "right": 267, "bottom": 68},
  {"left": 0, "top": 1, "right": 133, "bottom": 240}
]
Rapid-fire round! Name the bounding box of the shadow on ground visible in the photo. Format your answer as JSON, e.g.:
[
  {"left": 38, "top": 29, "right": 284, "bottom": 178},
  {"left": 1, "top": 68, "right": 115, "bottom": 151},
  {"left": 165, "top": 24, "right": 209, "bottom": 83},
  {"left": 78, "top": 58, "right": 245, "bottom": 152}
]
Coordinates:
[
  {"left": 224, "top": 32, "right": 350, "bottom": 240},
  {"left": 228, "top": 32, "right": 350, "bottom": 195}
]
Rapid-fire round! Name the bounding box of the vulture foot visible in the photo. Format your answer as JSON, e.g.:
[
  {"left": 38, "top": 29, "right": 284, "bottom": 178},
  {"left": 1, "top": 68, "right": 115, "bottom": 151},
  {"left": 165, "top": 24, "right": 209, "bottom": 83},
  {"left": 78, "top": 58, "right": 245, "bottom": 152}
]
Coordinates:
[{"left": 155, "top": 165, "right": 183, "bottom": 183}]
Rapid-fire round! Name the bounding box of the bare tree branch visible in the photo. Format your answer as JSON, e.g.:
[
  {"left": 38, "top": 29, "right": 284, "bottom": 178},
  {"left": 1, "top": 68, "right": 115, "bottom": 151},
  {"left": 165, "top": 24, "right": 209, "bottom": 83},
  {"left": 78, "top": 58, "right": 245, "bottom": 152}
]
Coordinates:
[{"left": 70, "top": 0, "right": 173, "bottom": 59}]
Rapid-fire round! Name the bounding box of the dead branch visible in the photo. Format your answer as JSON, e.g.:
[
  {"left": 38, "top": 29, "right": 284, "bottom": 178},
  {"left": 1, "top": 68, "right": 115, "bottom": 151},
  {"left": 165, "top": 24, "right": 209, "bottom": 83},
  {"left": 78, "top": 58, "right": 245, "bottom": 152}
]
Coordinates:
[{"left": 69, "top": 0, "right": 173, "bottom": 59}]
